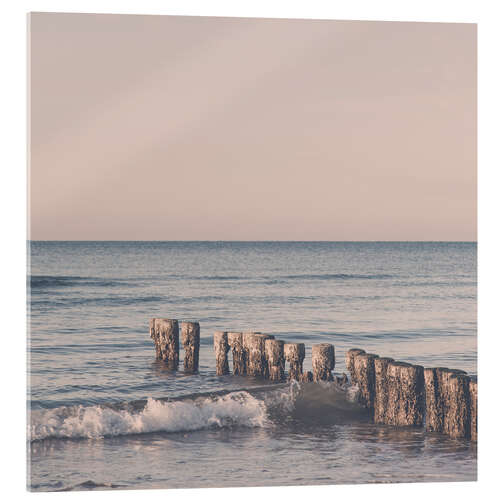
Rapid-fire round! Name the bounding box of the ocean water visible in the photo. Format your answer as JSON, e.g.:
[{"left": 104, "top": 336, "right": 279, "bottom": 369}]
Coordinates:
[{"left": 27, "top": 241, "right": 477, "bottom": 491}]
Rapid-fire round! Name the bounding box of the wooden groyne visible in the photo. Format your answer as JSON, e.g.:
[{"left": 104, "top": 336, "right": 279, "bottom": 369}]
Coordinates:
[
  {"left": 149, "top": 319, "right": 477, "bottom": 442},
  {"left": 346, "top": 348, "right": 477, "bottom": 441}
]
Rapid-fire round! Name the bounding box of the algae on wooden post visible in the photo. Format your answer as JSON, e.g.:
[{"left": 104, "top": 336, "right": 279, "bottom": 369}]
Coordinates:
[
  {"left": 214, "top": 331, "right": 230, "bottom": 375},
  {"left": 152, "top": 318, "right": 179, "bottom": 369},
  {"left": 284, "top": 342, "right": 305, "bottom": 381},
  {"left": 181, "top": 321, "right": 200, "bottom": 373},
  {"left": 265, "top": 339, "right": 285, "bottom": 382},
  {"left": 312, "top": 343, "right": 335, "bottom": 382}
]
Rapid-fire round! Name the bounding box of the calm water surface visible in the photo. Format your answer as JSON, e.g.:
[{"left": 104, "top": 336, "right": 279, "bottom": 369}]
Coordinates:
[{"left": 27, "top": 242, "right": 477, "bottom": 491}]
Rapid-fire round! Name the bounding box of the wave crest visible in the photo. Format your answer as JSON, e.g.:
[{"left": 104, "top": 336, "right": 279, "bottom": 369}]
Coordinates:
[{"left": 29, "top": 391, "right": 267, "bottom": 441}]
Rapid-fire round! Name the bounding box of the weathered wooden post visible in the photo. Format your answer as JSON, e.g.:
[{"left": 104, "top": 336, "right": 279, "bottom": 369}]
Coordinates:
[
  {"left": 444, "top": 372, "right": 471, "bottom": 439},
  {"left": 353, "top": 353, "right": 379, "bottom": 410},
  {"left": 227, "top": 332, "right": 245, "bottom": 375},
  {"left": 243, "top": 333, "right": 274, "bottom": 377},
  {"left": 469, "top": 376, "right": 477, "bottom": 442},
  {"left": 260, "top": 334, "right": 275, "bottom": 378},
  {"left": 214, "top": 331, "right": 230, "bottom": 375},
  {"left": 181, "top": 321, "right": 200, "bottom": 373},
  {"left": 150, "top": 319, "right": 162, "bottom": 360},
  {"left": 284, "top": 343, "right": 305, "bottom": 381},
  {"left": 423, "top": 367, "right": 441, "bottom": 432},
  {"left": 151, "top": 318, "right": 179, "bottom": 369},
  {"left": 374, "top": 357, "right": 394, "bottom": 423},
  {"left": 312, "top": 343, "right": 335, "bottom": 382},
  {"left": 438, "top": 368, "right": 469, "bottom": 438},
  {"left": 386, "top": 361, "right": 425, "bottom": 426},
  {"left": 265, "top": 339, "right": 285, "bottom": 382},
  {"left": 425, "top": 367, "right": 467, "bottom": 434},
  {"left": 345, "top": 348, "right": 365, "bottom": 384}
]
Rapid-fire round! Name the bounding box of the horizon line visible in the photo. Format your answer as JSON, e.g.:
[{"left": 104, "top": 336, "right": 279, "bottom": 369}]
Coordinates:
[{"left": 27, "top": 239, "right": 478, "bottom": 243}]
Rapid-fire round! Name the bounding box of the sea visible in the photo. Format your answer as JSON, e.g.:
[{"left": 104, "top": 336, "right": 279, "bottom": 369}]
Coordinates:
[{"left": 27, "top": 241, "right": 477, "bottom": 492}]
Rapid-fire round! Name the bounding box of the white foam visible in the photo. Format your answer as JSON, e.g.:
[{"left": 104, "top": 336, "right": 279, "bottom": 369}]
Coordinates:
[{"left": 29, "top": 391, "right": 267, "bottom": 441}]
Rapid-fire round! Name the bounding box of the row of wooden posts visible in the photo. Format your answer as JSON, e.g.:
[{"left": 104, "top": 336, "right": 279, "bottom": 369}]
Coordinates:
[
  {"left": 149, "top": 319, "right": 477, "bottom": 442},
  {"left": 346, "top": 348, "right": 477, "bottom": 441},
  {"left": 213, "top": 331, "right": 339, "bottom": 383},
  {"left": 150, "top": 318, "right": 336, "bottom": 382},
  {"left": 149, "top": 319, "right": 200, "bottom": 372}
]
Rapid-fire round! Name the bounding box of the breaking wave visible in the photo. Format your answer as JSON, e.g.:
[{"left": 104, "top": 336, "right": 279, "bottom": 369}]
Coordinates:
[
  {"left": 29, "top": 391, "right": 268, "bottom": 441},
  {"left": 28, "top": 382, "right": 367, "bottom": 442}
]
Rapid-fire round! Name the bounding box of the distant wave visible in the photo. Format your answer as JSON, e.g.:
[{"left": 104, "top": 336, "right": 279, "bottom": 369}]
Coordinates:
[
  {"left": 29, "top": 275, "right": 130, "bottom": 289},
  {"left": 190, "top": 273, "right": 394, "bottom": 282},
  {"left": 282, "top": 273, "right": 393, "bottom": 281},
  {"left": 31, "top": 295, "right": 166, "bottom": 308},
  {"left": 28, "top": 391, "right": 268, "bottom": 441},
  {"left": 29, "top": 273, "right": 395, "bottom": 290},
  {"left": 194, "top": 275, "right": 248, "bottom": 281}
]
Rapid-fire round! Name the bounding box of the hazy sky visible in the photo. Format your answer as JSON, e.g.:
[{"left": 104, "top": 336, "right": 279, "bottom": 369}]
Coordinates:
[{"left": 29, "top": 13, "right": 476, "bottom": 240}]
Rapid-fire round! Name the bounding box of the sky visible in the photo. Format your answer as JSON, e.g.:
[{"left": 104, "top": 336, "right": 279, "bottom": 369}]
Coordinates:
[{"left": 29, "top": 13, "right": 476, "bottom": 241}]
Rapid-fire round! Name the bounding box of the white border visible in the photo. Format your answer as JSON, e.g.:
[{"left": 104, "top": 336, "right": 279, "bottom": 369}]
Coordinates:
[{"left": 2, "top": 1, "right": 498, "bottom": 499}]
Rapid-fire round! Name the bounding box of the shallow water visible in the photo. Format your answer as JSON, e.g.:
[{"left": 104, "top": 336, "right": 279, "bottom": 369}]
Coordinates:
[{"left": 27, "top": 241, "right": 477, "bottom": 491}]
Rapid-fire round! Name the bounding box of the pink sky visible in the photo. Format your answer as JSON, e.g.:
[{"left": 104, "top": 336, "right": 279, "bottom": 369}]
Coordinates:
[{"left": 29, "top": 14, "right": 476, "bottom": 240}]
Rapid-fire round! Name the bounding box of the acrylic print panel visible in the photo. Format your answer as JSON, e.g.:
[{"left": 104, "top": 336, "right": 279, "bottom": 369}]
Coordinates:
[{"left": 28, "top": 13, "right": 477, "bottom": 492}]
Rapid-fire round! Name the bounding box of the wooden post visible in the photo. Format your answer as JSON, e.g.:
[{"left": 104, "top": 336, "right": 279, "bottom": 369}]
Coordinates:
[
  {"left": 181, "top": 321, "right": 200, "bottom": 373},
  {"left": 265, "top": 339, "right": 285, "bottom": 382},
  {"left": 425, "top": 367, "right": 467, "bottom": 434},
  {"left": 437, "top": 368, "right": 468, "bottom": 438},
  {"left": 345, "top": 348, "right": 365, "bottom": 384},
  {"left": 152, "top": 318, "right": 179, "bottom": 369},
  {"left": 374, "top": 357, "right": 394, "bottom": 423},
  {"left": 284, "top": 343, "right": 305, "bottom": 381},
  {"left": 312, "top": 343, "right": 335, "bottom": 382},
  {"left": 150, "top": 318, "right": 162, "bottom": 360},
  {"left": 260, "top": 334, "right": 275, "bottom": 378},
  {"left": 214, "top": 331, "right": 229, "bottom": 375},
  {"left": 227, "top": 332, "right": 245, "bottom": 375},
  {"left": 469, "top": 376, "right": 477, "bottom": 442},
  {"left": 444, "top": 373, "right": 471, "bottom": 439},
  {"left": 353, "top": 353, "right": 379, "bottom": 410},
  {"left": 423, "top": 367, "right": 441, "bottom": 432},
  {"left": 386, "top": 362, "right": 425, "bottom": 426},
  {"left": 243, "top": 333, "right": 273, "bottom": 377},
  {"left": 301, "top": 371, "right": 313, "bottom": 382}
]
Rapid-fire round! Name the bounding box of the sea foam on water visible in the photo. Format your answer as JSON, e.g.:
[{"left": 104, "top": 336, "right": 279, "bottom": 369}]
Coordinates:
[{"left": 29, "top": 391, "right": 268, "bottom": 441}]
